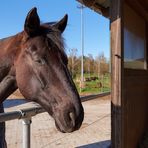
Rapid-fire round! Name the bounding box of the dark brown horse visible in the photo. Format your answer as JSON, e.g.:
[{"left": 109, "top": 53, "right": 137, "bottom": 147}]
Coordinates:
[{"left": 0, "top": 8, "right": 84, "bottom": 147}]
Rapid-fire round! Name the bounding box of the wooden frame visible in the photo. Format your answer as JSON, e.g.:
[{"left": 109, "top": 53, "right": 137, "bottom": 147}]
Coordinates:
[
  {"left": 110, "top": 0, "right": 124, "bottom": 147},
  {"left": 111, "top": 1, "right": 148, "bottom": 147}
]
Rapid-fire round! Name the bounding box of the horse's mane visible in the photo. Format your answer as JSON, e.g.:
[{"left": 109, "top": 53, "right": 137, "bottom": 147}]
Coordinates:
[
  {"left": 41, "top": 22, "right": 65, "bottom": 52},
  {"left": 0, "top": 36, "right": 12, "bottom": 42},
  {"left": 42, "top": 22, "right": 56, "bottom": 26}
]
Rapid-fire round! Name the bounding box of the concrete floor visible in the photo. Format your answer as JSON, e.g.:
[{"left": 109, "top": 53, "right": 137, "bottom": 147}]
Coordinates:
[{"left": 4, "top": 96, "right": 111, "bottom": 148}]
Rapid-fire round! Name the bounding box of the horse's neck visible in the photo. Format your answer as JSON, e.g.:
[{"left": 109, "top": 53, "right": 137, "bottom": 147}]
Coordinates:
[
  {"left": 0, "top": 34, "right": 20, "bottom": 102},
  {"left": 0, "top": 33, "right": 23, "bottom": 80}
]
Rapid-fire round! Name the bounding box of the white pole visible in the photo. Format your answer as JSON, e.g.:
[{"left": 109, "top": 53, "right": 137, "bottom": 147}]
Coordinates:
[
  {"left": 78, "top": 4, "right": 85, "bottom": 92},
  {"left": 81, "top": 4, "right": 84, "bottom": 83}
]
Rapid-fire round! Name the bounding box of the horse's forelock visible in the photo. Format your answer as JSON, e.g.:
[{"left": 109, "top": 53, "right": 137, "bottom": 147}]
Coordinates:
[
  {"left": 22, "top": 22, "right": 66, "bottom": 56},
  {"left": 45, "top": 26, "right": 65, "bottom": 53}
]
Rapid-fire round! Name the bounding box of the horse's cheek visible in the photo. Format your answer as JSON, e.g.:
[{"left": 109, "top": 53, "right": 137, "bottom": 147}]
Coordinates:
[{"left": 15, "top": 63, "right": 33, "bottom": 96}]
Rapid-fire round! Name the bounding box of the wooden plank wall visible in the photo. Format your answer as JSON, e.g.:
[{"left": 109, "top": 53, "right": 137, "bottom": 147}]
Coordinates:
[
  {"left": 122, "top": 3, "right": 148, "bottom": 148},
  {"left": 123, "top": 69, "right": 148, "bottom": 148},
  {"left": 111, "top": 0, "right": 148, "bottom": 147}
]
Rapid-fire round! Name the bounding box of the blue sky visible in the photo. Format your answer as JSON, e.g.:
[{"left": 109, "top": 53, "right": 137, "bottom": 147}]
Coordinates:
[{"left": 0, "top": 0, "right": 110, "bottom": 59}]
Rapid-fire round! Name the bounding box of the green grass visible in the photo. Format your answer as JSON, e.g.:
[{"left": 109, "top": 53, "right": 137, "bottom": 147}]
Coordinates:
[{"left": 74, "top": 73, "right": 111, "bottom": 95}]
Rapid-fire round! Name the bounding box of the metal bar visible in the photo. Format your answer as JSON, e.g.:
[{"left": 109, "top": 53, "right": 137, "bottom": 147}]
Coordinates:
[
  {"left": 0, "top": 92, "right": 110, "bottom": 122},
  {"left": 81, "top": 91, "right": 110, "bottom": 102},
  {"left": 22, "top": 118, "right": 32, "bottom": 148},
  {"left": 0, "top": 106, "right": 45, "bottom": 122},
  {"left": 0, "top": 111, "right": 22, "bottom": 122}
]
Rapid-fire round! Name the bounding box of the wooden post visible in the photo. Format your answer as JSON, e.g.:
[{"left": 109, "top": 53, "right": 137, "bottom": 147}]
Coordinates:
[
  {"left": 0, "top": 104, "right": 7, "bottom": 148},
  {"left": 110, "top": 0, "right": 124, "bottom": 147}
]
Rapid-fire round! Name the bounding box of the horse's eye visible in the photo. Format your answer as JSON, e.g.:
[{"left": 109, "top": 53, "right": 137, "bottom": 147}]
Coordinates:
[{"left": 35, "top": 59, "right": 46, "bottom": 65}]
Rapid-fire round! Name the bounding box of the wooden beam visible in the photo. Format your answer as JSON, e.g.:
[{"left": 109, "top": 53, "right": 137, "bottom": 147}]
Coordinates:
[
  {"left": 93, "top": 3, "right": 109, "bottom": 18},
  {"left": 110, "top": 0, "right": 124, "bottom": 147},
  {"left": 77, "top": 0, "right": 110, "bottom": 18},
  {"left": 126, "top": 0, "right": 148, "bottom": 22},
  {"left": 77, "top": 0, "right": 95, "bottom": 7}
]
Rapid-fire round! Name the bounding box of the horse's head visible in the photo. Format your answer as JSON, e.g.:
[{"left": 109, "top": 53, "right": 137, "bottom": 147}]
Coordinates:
[{"left": 15, "top": 8, "right": 84, "bottom": 133}]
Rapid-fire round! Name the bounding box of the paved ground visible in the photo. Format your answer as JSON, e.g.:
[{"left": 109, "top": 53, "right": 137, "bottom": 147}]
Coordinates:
[{"left": 3, "top": 96, "right": 111, "bottom": 148}]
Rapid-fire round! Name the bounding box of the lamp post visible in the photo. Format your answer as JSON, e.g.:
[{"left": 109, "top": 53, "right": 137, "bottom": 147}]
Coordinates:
[{"left": 77, "top": 4, "right": 85, "bottom": 92}]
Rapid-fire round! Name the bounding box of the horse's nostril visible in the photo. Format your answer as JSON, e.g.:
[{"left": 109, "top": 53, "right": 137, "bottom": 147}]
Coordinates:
[{"left": 69, "top": 112, "right": 75, "bottom": 127}]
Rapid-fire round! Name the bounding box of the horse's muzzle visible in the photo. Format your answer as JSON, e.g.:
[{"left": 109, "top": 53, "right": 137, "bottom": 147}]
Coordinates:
[{"left": 54, "top": 106, "right": 84, "bottom": 133}]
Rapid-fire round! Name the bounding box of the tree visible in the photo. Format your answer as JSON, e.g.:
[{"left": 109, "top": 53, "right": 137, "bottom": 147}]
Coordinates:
[
  {"left": 68, "top": 48, "right": 80, "bottom": 78},
  {"left": 68, "top": 49, "right": 109, "bottom": 79},
  {"left": 84, "top": 54, "right": 95, "bottom": 76},
  {"left": 95, "top": 52, "right": 109, "bottom": 76}
]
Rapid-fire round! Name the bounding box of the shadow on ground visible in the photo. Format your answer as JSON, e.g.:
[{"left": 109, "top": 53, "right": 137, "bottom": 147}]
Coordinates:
[
  {"left": 3, "top": 99, "right": 28, "bottom": 108},
  {"left": 76, "top": 140, "right": 111, "bottom": 148}
]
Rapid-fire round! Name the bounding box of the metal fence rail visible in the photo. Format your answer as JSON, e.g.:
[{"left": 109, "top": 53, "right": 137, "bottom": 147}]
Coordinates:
[
  {"left": 0, "top": 106, "right": 45, "bottom": 122},
  {"left": 0, "top": 91, "right": 110, "bottom": 148},
  {"left": 0, "top": 106, "right": 45, "bottom": 148}
]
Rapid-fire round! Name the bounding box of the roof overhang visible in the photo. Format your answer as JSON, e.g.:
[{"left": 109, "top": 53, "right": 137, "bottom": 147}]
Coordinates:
[
  {"left": 77, "top": 0, "right": 148, "bottom": 22},
  {"left": 77, "top": 0, "right": 110, "bottom": 18}
]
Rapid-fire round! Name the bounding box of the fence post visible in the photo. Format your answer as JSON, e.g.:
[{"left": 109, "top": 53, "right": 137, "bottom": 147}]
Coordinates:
[{"left": 22, "top": 118, "right": 32, "bottom": 148}]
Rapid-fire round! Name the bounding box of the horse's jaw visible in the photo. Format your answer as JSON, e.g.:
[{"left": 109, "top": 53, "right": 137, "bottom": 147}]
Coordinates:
[{"left": 35, "top": 98, "right": 84, "bottom": 133}]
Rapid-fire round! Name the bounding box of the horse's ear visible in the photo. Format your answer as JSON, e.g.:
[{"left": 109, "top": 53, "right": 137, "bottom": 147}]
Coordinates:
[
  {"left": 53, "top": 14, "right": 68, "bottom": 33},
  {"left": 24, "top": 7, "right": 40, "bottom": 36}
]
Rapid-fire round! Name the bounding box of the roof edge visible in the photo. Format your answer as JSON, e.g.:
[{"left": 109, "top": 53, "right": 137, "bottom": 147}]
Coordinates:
[{"left": 77, "top": 0, "right": 110, "bottom": 18}]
